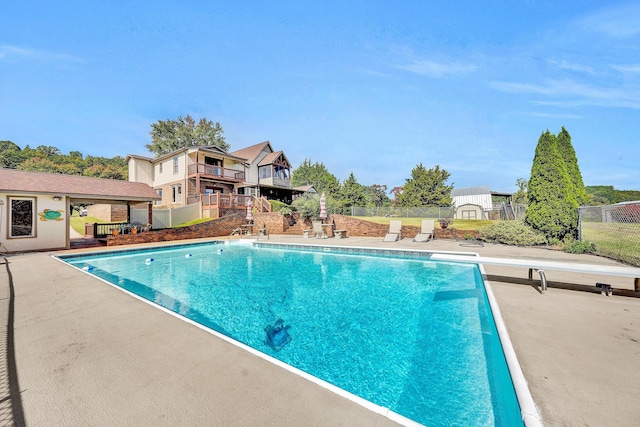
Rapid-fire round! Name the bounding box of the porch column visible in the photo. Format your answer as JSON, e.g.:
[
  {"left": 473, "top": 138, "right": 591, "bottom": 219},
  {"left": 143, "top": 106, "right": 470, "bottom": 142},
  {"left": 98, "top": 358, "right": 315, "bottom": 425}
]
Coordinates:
[{"left": 147, "top": 202, "right": 153, "bottom": 225}]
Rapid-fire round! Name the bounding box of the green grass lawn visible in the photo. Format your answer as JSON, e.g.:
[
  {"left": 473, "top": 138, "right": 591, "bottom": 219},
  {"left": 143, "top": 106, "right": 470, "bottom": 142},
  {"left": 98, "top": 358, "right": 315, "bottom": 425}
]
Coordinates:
[
  {"left": 175, "top": 218, "right": 216, "bottom": 227},
  {"left": 581, "top": 222, "right": 640, "bottom": 266},
  {"left": 69, "top": 214, "right": 109, "bottom": 235},
  {"left": 355, "top": 216, "right": 496, "bottom": 229}
]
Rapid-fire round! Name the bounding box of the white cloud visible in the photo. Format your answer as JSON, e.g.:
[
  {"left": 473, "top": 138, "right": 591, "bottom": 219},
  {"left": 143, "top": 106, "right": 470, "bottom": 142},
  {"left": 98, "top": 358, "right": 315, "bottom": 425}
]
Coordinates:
[
  {"left": 490, "top": 78, "right": 640, "bottom": 109},
  {"left": 576, "top": 3, "right": 640, "bottom": 39},
  {"left": 525, "top": 112, "right": 583, "bottom": 120},
  {"left": 0, "top": 45, "right": 82, "bottom": 63},
  {"left": 397, "top": 59, "right": 478, "bottom": 78},
  {"left": 549, "top": 59, "right": 595, "bottom": 74},
  {"left": 611, "top": 64, "right": 640, "bottom": 74}
]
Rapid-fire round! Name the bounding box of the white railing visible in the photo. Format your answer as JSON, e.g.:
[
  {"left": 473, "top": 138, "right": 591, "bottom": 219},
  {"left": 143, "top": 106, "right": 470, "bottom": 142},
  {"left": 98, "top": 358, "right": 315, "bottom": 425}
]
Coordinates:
[{"left": 131, "top": 202, "right": 202, "bottom": 229}]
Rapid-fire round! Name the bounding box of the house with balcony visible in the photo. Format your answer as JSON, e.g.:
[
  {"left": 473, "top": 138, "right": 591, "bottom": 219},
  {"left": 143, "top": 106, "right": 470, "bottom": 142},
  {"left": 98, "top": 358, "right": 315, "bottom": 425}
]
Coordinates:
[
  {"left": 127, "top": 145, "right": 252, "bottom": 218},
  {"left": 231, "top": 141, "right": 311, "bottom": 205},
  {"left": 126, "top": 142, "right": 312, "bottom": 219}
]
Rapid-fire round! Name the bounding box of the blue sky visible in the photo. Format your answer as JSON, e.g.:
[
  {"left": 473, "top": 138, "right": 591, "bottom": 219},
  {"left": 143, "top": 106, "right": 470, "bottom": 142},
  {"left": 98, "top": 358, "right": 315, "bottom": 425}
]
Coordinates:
[{"left": 1, "top": 1, "right": 639, "bottom": 193}]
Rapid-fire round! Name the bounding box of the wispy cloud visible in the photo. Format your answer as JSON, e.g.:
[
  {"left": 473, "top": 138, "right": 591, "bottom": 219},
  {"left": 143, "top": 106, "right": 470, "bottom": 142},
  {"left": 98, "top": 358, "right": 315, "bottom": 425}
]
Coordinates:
[
  {"left": 0, "top": 45, "right": 82, "bottom": 63},
  {"left": 548, "top": 59, "right": 595, "bottom": 74},
  {"left": 397, "top": 59, "right": 478, "bottom": 78},
  {"left": 576, "top": 3, "right": 640, "bottom": 39},
  {"left": 611, "top": 64, "right": 640, "bottom": 74},
  {"left": 524, "top": 112, "right": 583, "bottom": 120},
  {"left": 490, "top": 78, "right": 640, "bottom": 109}
]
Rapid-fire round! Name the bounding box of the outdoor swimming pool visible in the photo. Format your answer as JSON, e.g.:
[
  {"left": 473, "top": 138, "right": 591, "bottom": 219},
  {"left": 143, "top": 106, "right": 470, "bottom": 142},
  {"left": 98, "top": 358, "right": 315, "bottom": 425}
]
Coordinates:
[{"left": 59, "top": 241, "right": 525, "bottom": 426}]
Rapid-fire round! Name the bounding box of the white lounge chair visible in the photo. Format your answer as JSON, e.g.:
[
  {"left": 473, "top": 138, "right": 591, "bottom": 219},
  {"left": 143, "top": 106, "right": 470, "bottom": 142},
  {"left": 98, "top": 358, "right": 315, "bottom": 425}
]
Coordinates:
[
  {"left": 383, "top": 220, "right": 402, "bottom": 242},
  {"left": 413, "top": 219, "right": 434, "bottom": 242}
]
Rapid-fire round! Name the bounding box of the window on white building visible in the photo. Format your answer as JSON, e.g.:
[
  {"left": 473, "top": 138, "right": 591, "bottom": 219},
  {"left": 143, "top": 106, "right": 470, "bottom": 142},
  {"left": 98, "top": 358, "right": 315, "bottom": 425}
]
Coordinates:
[
  {"left": 173, "top": 157, "right": 179, "bottom": 174},
  {"left": 9, "top": 196, "right": 36, "bottom": 238}
]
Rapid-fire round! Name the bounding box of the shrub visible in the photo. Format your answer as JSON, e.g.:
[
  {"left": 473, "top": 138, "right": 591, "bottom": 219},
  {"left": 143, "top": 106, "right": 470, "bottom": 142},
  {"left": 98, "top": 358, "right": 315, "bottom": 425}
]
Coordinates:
[
  {"left": 478, "top": 220, "right": 547, "bottom": 246},
  {"left": 562, "top": 240, "right": 596, "bottom": 254},
  {"left": 292, "top": 194, "right": 320, "bottom": 219},
  {"left": 269, "top": 200, "right": 291, "bottom": 213}
]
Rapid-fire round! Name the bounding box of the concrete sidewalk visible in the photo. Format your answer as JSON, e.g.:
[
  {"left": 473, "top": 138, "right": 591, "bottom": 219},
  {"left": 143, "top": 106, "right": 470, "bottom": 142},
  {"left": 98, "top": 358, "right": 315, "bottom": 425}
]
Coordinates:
[{"left": 2, "top": 236, "right": 639, "bottom": 426}]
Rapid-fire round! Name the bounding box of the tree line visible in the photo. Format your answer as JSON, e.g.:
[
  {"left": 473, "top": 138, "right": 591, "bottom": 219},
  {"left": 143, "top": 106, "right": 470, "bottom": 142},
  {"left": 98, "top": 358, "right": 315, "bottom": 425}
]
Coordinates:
[
  {"left": 0, "top": 141, "right": 128, "bottom": 180},
  {"left": 4, "top": 116, "right": 637, "bottom": 234}
]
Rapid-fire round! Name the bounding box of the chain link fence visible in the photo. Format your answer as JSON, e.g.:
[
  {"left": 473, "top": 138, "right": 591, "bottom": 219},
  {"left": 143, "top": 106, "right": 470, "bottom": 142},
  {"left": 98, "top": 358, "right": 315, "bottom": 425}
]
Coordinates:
[
  {"left": 579, "top": 203, "right": 640, "bottom": 267},
  {"left": 350, "top": 204, "right": 527, "bottom": 220},
  {"left": 350, "top": 206, "right": 456, "bottom": 218}
]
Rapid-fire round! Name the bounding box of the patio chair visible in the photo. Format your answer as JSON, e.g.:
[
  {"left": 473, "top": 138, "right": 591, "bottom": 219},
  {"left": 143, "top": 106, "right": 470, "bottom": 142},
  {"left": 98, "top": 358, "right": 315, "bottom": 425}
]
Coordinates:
[
  {"left": 383, "top": 220, "right": 402, "bottom": 242},
  {"left": 413, "top": 219, "right": 435, "bottom": 242}
]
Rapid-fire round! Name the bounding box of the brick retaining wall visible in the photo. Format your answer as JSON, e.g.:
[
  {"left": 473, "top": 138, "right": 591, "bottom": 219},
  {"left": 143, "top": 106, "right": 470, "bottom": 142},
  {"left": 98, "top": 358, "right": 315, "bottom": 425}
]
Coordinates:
[
  {"left": 107, "top": 213, "right": 246, "bottom": 246},
  {"left": 106, "top": 212, "right": 479, "bottom": 246}
]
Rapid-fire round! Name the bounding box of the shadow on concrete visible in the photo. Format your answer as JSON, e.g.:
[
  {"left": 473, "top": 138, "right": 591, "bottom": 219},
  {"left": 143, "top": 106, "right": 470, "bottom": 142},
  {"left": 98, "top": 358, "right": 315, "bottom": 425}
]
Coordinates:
[
  {"left": 485, "top": 274, "right": 640, "bottom": 298},
  {"left": 0, "top": 257, "right": 26, "bottom": 426}
]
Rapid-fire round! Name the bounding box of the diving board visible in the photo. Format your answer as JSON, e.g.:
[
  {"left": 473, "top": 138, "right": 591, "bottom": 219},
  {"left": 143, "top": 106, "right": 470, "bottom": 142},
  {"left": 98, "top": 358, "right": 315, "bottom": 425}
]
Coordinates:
[{"left": 429, "top": 253, "right": 640, "bottom": 295}]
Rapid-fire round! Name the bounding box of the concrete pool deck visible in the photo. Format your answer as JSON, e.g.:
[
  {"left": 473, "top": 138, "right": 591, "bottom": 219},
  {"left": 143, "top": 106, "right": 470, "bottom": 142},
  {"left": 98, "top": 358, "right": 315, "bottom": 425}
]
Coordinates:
[{"left": 1, "top": 235, "right": 639, "bottom": 426}]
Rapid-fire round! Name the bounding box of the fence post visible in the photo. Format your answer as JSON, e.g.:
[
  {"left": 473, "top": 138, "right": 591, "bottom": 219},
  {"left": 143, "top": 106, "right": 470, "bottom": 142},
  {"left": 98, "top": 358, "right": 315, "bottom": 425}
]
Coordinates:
[{"left": 578, "top": 207, "right": 582, "bottom": 241}]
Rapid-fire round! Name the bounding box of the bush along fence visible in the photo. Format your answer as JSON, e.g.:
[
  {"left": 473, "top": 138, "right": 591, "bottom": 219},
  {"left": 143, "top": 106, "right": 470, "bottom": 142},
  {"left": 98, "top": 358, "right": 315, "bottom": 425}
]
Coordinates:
[{"left": 579, "top": 202, "right": 640, "bottom": 267}]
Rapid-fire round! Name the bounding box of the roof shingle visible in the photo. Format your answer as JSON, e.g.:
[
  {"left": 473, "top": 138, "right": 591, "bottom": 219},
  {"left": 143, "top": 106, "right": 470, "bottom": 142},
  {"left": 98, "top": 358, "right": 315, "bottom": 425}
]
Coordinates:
[{"left": 0, "top": 168, "right": 161, "bottom": 201}]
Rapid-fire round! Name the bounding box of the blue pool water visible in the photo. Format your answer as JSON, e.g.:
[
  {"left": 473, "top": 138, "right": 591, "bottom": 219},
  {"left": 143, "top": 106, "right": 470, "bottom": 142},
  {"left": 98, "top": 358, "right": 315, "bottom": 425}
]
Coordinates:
[{"left": 61, "top": 242, "right": 523, "bottom": 426}]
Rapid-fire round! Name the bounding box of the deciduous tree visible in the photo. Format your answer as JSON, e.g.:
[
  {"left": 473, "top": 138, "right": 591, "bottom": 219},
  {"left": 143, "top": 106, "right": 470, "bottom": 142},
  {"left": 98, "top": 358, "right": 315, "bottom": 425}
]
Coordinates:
[
  {"left": 366, "top": 184, "right": 390, "bottom": 207},
  {"left": 513, "top": 178, "right": 528, "bottom": 204},
  {"left": 146, "top": 115, "right": 228, "bottom": 156}
]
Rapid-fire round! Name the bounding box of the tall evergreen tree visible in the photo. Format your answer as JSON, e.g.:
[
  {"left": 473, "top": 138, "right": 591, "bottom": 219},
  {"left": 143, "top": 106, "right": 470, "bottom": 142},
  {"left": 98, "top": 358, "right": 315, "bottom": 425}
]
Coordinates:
[
  {"left": 525, "top": 130, "right": 579, "bottom": 240},
  {"left": 397, "top": 164, "right": 453, "bottom": 207},
  {"left": 339, "top": 172, "right": 367, "bottom": 210},
  {"left": 556, "top": 126, "right": 588, "bottom": 206},
  {"left": 291, "top": 159, "right": 340, "bottom": 195}
]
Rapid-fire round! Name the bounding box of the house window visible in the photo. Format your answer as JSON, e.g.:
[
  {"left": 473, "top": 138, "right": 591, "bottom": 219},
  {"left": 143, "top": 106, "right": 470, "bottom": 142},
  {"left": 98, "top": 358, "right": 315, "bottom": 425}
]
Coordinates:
[
  {"left": 172, "top": 185, "right": 182, "bottom": 203},
  {"left": 159, "top": 163, "right": 163, "bottom": 173},
  {"left": 9, "top": 196, "right": 36, "bottom": 238},
  {"left": 274, "top": 165, "right": 289, "bottom": 180},
  {"left": 155, "top": 189, "right": 163, "bottom": 205},
  {"left": 173, "top": 157, "right": 179, "bottom": 174},
  {"left": 259, "top": 165, "right": 271, "bottom": 179}
]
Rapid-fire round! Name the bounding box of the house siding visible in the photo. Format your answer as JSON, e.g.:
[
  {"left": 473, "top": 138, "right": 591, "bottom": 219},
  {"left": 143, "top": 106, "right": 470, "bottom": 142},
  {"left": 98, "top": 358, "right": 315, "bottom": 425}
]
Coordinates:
[{"left": 0, "top": 193, "right": 67, "bottom": 252}]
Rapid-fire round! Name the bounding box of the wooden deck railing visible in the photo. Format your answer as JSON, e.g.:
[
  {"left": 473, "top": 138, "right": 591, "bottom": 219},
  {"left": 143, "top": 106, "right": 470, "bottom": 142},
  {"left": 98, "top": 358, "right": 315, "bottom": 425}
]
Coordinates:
[{"left": 187, "top": 164, "right": 245, "bottom": 181}]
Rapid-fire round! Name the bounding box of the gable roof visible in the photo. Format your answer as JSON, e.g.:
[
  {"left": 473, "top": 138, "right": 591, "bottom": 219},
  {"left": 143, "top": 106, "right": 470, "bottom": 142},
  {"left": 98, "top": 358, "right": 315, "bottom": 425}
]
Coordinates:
[
  {"left": 294, "top": 185, "right": 317, "bottom": 193},
  {"left": 451, "top": 186, "right": 491, "bottom": 197},
  {"left": 0, "top": 168, "right": 161, "bottom": 202},
  {"left": 230, "top": 141, "right": 272, "bottom": 164},
  {"left": 126, "top": 145, "right": 248, "bottom": 164},
  {"left": 258, "top": 150, "right": 291, "bottom": 167}
]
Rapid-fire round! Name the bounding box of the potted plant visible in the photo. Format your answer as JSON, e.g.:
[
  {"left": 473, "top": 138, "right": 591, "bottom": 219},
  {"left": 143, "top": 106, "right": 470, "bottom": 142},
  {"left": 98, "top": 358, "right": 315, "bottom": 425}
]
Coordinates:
[{"left": 438, "top": 218, "right": 452, "bottom": 229}]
